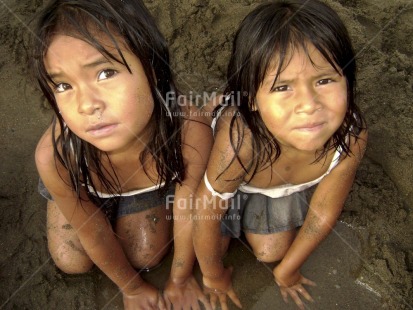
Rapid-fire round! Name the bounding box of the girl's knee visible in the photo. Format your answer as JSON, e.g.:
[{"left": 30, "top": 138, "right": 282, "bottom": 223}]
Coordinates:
[
  {"left": 48, "top": 240, "right": 94, "bottom": 274},
  {"left": 116, "top": 209, "right": 172, "bottom": 269},
  {"left": 127, "top": 243, "right": 171, "bottom": 270},
  {"left": 252, "top": 246, "right": 288, "bottom": 263},
  {"left": 54, "top": 260, "right": 94, "bottom": 274},
  {"left": 247, "top": 230, "right": 295, "bottom": 263},
  {"left": 50, "top": 246, "right": 94, "bottom": 274}
]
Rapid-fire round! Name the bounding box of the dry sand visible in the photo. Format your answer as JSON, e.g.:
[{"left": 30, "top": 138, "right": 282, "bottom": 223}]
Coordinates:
[{"left": 0, "top": 0, "right": 412, "bottom": 309}]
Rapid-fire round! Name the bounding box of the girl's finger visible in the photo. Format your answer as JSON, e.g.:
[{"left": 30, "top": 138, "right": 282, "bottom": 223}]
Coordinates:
[
  {"left": 302, "top": 277, "right": 317, "bottom": 287},
  {"left": 163, "top": 295, "right": 171, "bottom": 310},
  {"left": 218, "top": 294, "right": 228, "bottom": 310},
  {"left": 189, "top": 296, "right": 201, "bottom": 310},
  {"left": 209, "top": 293, "right": 218, "bottom": 310},
  {"left": 288, "top": 290, "right": 304, "bottom": 310},
  {"left": 227, "top": 289, "right": 243, "bottom": 309},
  {"left": 158, "top": 295, "right": 167, "bottom": 310},
  {"left": 297, "top": 286, "right": 314, "bottom": 303},
  {"left": 199, "top": 294, "right": 212, "bottom": 310},
  {"left": 280, "top": 288, "right": 289, "bottom": 303}
]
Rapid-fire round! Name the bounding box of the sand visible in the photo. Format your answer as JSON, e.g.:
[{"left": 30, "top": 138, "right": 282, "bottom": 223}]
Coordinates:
[{"left": 0, "top": 0, "right": 412, "bottom": 309}]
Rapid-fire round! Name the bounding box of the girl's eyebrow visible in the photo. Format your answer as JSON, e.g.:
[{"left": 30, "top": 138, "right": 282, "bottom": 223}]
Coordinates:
[
  {"left": 264, "top": 68, "right": 341, "bottom": 86},
  {"left": 48, "top": 56, "right": 112, "bottom": 80},
  {"left": 314, "top": 68, "right": 340, "bottom": 75},
  {"left": 263, "top": 75, "right": 293, "bottom": 88},
  {"left": 312, "top": 69, "right": 342, "bottom": 80},
  {"left": 271, "top": 78, "right": 293, "bottom": 85},
  {"left": 82, "top": 56, "right": 112, "bottom": 69}
]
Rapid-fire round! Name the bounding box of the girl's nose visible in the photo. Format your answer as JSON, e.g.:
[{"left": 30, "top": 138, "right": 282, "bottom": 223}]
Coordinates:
[
  {"left": 294, "top": 86, "right": 322, "bottom": 114},
  {"left": 76, "top": 85, "right": 103, "bottom": 115}
]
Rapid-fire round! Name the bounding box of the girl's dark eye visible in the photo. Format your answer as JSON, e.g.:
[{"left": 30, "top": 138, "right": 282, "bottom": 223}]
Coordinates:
[
  {"left": 98, "top": 69, "right": 117, "bottom": 81},
  {"left": 55, "top": 83, "right": 72, "bottom": 93},
  {"left": 317, "top": 79, "right": 333, "bottom": 86},
  {"left": 272, "top": 85, "right": 290, "bottom": 92}
]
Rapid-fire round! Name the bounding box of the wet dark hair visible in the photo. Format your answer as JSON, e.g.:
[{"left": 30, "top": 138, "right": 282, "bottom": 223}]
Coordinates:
[
  {"left": 221, "top": 0, "right": 366, "bottom": 180},
  {"left": 30, "top": 0, "right": 184, "bottom": 207}
]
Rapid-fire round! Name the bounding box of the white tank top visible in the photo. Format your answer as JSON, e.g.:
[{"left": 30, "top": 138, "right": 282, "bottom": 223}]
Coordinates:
[{"left": 238, "top": 148, "right": 341, "bottom": 198}]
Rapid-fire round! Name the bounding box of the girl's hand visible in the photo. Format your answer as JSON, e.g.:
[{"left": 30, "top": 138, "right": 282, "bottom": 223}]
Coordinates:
[
  {"left": 163, "top": 275, "right": 211, "bottom": 310},
  {"left": 122, "top": 282, "right": 166, "bottom": 310},
  {"left": 273, "top": 267, "right": 316, "bottom": 310},
  {"left": 203, "top": 267, "right": 242, "bottom": 310}
]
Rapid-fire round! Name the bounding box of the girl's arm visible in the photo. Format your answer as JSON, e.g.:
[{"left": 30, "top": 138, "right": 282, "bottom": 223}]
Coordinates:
[
  {"left": 193, "top": 157, "right": 243, "bottom": 310},
  {"left": 273, "top": 130, "right": 368, "bottom": 305},
  {"left": 35, "top": 128, "right": 163, "bottom": 309},
  {"left": 193, "top": 109, "right": 249, "bottom": 309},
  {"left": 164, "top": 106, "right": 213, "bottom": 309}
]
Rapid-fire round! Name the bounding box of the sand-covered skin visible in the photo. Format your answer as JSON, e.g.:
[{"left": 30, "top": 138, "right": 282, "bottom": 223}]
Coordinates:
[{"left": 0, "top": 0, "right": 412, "bottom": 309}]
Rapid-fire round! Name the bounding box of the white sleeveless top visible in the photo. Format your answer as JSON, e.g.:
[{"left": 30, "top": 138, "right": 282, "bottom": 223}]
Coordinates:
[
  {"left": 87, "top": 182, "right": 165, "bottom": 198},
  {"left": 238, "top": 148, "right": 341, "bottom": 198}
]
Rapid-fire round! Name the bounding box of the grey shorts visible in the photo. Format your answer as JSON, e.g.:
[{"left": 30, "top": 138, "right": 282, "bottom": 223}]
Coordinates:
[
  {"left": 220, "top": 189, "right": 311, "bottom": 238},
  {"left": 38, "top": 179, "right": 175, "bottom": 222}
]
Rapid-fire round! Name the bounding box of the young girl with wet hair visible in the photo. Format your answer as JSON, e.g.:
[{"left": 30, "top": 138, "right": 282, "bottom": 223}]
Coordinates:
[
  {"left": 194, "top": 0, "right": 368, "bottom": 309},
  {"left": 31, "top": 0, "right": 211, "bottom": 309}
]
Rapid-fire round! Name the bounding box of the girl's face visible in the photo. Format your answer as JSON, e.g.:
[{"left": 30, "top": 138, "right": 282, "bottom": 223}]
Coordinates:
[
  {"left": 255, "top": 44, "right": 348, "bottom": 153},
  {"left": 44, "top": 34, "right": 154, "bottom": 155}
]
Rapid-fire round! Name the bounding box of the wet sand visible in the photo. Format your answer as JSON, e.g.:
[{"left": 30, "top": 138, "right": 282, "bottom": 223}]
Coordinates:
[{"left": 0, "top": 0, "right": 412, "bottom": 309}]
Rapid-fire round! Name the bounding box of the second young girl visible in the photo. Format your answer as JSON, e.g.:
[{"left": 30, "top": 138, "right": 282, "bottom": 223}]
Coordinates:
[
  {"left": 32, "top": 0, "right": 211, "bottom": 309},
  {"left": 193, "top": 1, "right": 368, "bottom": 309}
]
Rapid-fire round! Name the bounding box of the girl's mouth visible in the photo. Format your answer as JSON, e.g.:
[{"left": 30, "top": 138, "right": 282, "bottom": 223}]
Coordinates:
[{"left": 86, "top": 123, "right": 117, "bottom": 137}]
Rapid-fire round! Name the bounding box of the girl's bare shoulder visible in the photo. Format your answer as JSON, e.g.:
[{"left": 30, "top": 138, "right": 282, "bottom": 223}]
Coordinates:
[
  {"left": 35, "top": 125, "right": 72, "bottom": 197},
  {"left": 211, "top": 108, "right": 253, "bottom": 177},
  {"left": 35, "top": 125, "right": 55, "bottom": 171},
  {"left": 178, "top": 99, "right": 213, "bottom": 165}
]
